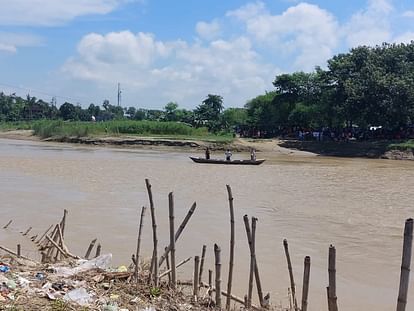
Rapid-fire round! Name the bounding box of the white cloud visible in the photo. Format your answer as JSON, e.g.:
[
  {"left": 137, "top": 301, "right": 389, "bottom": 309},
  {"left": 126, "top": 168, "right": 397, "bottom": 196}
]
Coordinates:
[
  {"left": 402, "top": 11, "right": 414, "bottom": 18},
  {"left": 0, "top": 32, "right": 43, "bottom": 53},
  {"left": 227, "top": 2, "right": 339, "bottom": 71},
  {"left": 62, "top": 31, "right": 277, "bottom": 108},
  {"left": 393, "top": 32, "right": 414, "bottom": 44},
  {"left": 343, "top": 0, "right": 393, "bottom": 47},
  {"left": 196, "top": 20, "right": 221, "bottom": 41},
  {"left": 0, "top": 0, "right": 137, "bottom": 26}
]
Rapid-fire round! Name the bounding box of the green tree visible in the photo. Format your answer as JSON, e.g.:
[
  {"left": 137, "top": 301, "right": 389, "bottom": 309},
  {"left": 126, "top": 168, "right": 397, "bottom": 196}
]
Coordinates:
[{"left": 194, "top": 94, "right": 224, "bottom": 132}]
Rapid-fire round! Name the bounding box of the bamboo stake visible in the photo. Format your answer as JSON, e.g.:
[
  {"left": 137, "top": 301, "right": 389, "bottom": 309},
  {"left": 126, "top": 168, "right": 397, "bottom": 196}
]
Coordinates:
[
  {"left": 3, "top": 220, "right": 12, "bottom": 229},
  {"left": 193, "top": 256, "right": 200, "bottom": 300},
  {"left": 397, "top": 218, "right": 413, "bottom": 311},
  {"left": 95, "top": 243, "right": 101, "bottom": 258},
  {"left": 17, "top": 244, "right": 21, "bottom": 257},
  {"left": 60, "top": 209, "right": 68, "bottom": 238},
  {"left": 169, "top": 191, "right": 176, "bottom": 289},
  {"left": 159, "top": 256, "right": 192, "bottom": 278},
  {"left": 146, "top": 179, "right": 158, "bottom": 287},
  {"left": 301, "top": 256, "right": 311, "bottom": 311},
  {"left": 165, "top": 247, "right": 171, "bottom": 283},
  {"left": 283, "top": 239, "right": 298, "bottom": 310},
  {"left": 244, "top": 215, "right": 254, "bottom": 308},
  {"left": 214, "top": 243, "right": 222, "bottom": 309},
  {"left": 199, "top": 245, "right": 207, "bottom": 285},
  {"left": 251, "top": 217, "right": 264, "bottom": 307},
  {"left": 0, "top": 245, "right": 35, "bottom": 262},
  {"left": 328, "top": 245, "right": 338, "bottom": 311},
  {"left": 159, "top": 202, "right": 197, "bottom": 267},
  {"left": 134, "top": 206, "right": 146, "bottom": 282},
  {"left": 45, "top": 235, "right": 77, "bottom": 259},
  {"left": 226, "top": 184, "right": 235, "bottom": 311},
  {"left": 22, "top": 227, "right": 32, "bottom": 236},
  {"left": 209, "top": 269, "right": 213, "bottom": 298},
  {"left": 45, "top": 224, "right": 59, "bottom": 259},
  {"left": 36, "top": 224, "right": 53, "bottom": 245},
  {"left": 84, "top": 238, "right": 97, "bottom": 259}
]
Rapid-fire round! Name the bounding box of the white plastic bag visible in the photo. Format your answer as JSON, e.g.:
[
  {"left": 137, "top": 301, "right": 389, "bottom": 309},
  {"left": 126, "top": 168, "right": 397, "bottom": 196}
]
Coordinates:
[{"left": 64, "top": 287, "right": 92, "bottom": 306}]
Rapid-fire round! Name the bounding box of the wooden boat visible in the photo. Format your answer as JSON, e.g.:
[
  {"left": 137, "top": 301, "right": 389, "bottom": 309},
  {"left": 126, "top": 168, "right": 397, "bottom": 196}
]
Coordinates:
[{"left": 190, "top": 156, "right": 265, "bottom": 165}]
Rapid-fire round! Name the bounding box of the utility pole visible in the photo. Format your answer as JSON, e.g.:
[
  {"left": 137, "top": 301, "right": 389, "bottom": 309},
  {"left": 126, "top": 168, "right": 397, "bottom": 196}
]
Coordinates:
[{"left": 117, "top": 83, "right": 122, "bottom": 106}]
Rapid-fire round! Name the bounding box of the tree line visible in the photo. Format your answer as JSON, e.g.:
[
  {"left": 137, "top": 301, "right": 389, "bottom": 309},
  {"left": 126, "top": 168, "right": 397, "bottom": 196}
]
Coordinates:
[{"left": 1, "top": 42, "right": 413, "bottom": 138}]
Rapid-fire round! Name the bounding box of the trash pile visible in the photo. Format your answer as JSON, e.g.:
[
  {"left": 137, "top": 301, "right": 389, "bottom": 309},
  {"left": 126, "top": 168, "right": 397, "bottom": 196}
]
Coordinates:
[{"left": 0, "top": 253, "right": 211, "bottom": 311}]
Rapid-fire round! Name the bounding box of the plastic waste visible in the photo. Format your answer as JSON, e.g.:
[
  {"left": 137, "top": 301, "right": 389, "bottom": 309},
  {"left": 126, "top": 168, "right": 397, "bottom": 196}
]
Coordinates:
[
  {"left": 36, "top": 272, "right": 45, "bottom": 280},
  {"left": 102, "top": 302, "right": 118, "bottom": 311},
  {"left": 141, "top": 307, "right": 156, "bottom": 311},
  {"left": 6, "top": 279, "right": 16, "bottom": 290},
  {"left": 117, "top": 265, "right": 128, "bottom": 272},
  {"left": 63, "top": 287, "right": 92, "bottom": 306},
  {"left": 0, "top": 265, "right": 10, "bottom": 273},
  {"left": 17, "top": 276, "right": 30, "bottom": 288},
  {"left": 55, "top": 254, "right": 112, "bottom": 277}
]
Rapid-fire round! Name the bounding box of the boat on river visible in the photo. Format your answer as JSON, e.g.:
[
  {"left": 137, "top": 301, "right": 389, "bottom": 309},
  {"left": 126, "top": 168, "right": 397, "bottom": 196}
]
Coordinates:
[{"left": 190, "top": 156, "right": 265, "bottom": 165}]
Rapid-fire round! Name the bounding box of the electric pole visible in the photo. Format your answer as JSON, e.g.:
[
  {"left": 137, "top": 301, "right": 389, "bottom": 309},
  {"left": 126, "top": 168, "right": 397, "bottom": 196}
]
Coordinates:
[{"left": 117, "top": 83, "right": 122, "bottom": 106}]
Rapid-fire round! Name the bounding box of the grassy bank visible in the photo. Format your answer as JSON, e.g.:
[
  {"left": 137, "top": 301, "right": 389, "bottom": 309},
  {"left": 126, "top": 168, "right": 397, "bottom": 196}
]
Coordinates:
[
  {"left": 388, "top": 139, "right": 414, "bottom": 150},
  {"left": 1, "top": 120, "right": 234, "bottom": 144}
]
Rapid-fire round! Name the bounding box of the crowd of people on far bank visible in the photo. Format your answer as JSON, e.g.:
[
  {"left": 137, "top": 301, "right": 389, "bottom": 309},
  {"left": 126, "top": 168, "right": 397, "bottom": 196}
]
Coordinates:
[{"left": 238, "top": 126, "right": 414, "bottom": 142}]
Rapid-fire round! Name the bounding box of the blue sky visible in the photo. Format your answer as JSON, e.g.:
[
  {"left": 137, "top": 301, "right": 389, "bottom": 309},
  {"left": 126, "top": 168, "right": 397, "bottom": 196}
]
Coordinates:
[{"left": 0, "top": 0, "right": 413, "bottom": 109}]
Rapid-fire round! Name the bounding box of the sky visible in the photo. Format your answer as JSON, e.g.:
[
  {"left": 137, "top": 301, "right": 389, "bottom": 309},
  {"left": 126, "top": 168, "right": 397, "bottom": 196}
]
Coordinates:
[{"left": 0, "top": 0, "right": 413, "bottom": 110}]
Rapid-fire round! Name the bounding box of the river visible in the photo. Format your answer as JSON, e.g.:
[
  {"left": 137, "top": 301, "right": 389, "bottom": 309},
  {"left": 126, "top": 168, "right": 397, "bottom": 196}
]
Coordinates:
[{"left": 0, "top": 138, "right": 413, "bottom": 310}]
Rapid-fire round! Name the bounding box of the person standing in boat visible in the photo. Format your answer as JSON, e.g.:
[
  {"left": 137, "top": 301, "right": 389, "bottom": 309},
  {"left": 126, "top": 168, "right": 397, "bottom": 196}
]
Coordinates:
[
  {"left": 225, "top": 149, "right": 232, "bottom": 161},
  {"left": 205, "top": 147, "right": 210, "bottom": 160},
  {"left": 250, "top": 148, "right": 256, "bottom": 161}
]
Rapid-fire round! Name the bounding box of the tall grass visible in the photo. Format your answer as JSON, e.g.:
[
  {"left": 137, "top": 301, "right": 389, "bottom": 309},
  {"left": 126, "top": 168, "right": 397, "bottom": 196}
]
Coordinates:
[
  {"left": 29, "top": 120, "right": 233, "bottom": 142},
  {"left": 388, "top": 140, "right": 414, "bottom": 150}
]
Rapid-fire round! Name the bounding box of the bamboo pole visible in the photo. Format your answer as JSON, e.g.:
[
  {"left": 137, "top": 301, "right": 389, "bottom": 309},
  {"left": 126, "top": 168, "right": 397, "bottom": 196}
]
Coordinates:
[
  {"left": 226, "top": 184, "right": 235, "bottom": 311},
  {"left": 209, "top": 269, "right": 213, "bottom": 298},
  {"left": 0, "top": 245, "right": 35, "bottom": 262},
  {"left": 22, "top": 227, "right": 32, "bottom": 236},
  {"left": 84, "top": 238, "right": 97, "bottom": 259},
  {"left": 60, "top": 209, "right": 68, "bottom": 238},
  {"left": 283, "top": 239, "right": 298, "bottom": 310},
  {"left": 328, "top": 245, "right": 338, "bottom": 311},
  {"left": 17, "top": 244, "right": 21, "bottom": 257},
  {"left": 251, "top": 217, "right": 264, "bottom": 307},
  {"left": 214, "top": 243, "right": 222, "bottom": 309},
  {"left": 146, "top": 179, "right": 158, "bottom": 287},
  {"left": 199, "top": 245, "right": 207, "bottom": 286},
  {"left": 3, "top": 220, "right": 12, "bottom": 229},
  {"left": 165, "top": 247, "right": 171, "bottom": 283},
  {"left": 397, "top": 218, "right": 413, "bottom": 311},
  {"left": 45, "top": 235, "right": 77, "bottom": 259},
  {"left": 244, "top": 215, "right": 254, "bottom": 308},
  {"left": 95, "top": 243, "right": 101, "bottom": 258},
  {"left": 45, "top": 224, "right": 59, "bottom": 260},
  {"left": 36, "top": 224, "right": 53, "bottom": 245},
  {"left": 169, "top": 191, "right": 176, "bottom": 289},
  {"left": 193, "top": 256, "right": 200, "bottom": 300},
  {"left": 159, "top": 202, "right": 197, "bottom": 267},
  {"left": 158, "top": 256, "right": 192, "bottom": 279},
  {"left": 301, "top": 256, "right": 311, "bottom": 311},
  {"left": 134, "top": 206, "right": 146, "bottom": 281}
]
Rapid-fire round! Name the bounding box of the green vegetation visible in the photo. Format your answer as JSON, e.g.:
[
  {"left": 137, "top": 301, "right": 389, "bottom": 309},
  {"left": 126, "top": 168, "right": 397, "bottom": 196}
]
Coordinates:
[{"left": 388, "top": 140, "right": 414, "bottom": 150}]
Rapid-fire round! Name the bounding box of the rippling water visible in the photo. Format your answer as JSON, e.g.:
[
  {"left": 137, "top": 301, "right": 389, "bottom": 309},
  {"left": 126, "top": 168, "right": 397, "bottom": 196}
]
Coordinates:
[{"left": 1, "top": 138, "right": 413, "bottom": 311}]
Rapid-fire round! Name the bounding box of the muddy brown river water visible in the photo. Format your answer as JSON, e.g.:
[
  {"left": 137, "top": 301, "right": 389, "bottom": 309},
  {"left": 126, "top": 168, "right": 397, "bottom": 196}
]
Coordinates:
[{"left": 0, "top": 138, "right": 413, "bottom": 310}]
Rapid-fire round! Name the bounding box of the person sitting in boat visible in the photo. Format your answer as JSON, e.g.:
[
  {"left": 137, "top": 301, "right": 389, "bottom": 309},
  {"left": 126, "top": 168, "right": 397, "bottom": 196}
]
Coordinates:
[
  {"left": 225, "top": 149, "right": 232, "bottom": 161},
  {"left": 205, "top": 147, "right": 210, "bottom": 160},
  {"left": 250, "top": 148, "right": 256, "bottom": 161}
]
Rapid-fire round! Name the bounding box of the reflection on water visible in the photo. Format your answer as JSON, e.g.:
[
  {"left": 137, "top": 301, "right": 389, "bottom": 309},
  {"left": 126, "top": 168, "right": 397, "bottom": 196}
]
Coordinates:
[{"left": 1, "top": 138, "right": 413, "bottom": 311}]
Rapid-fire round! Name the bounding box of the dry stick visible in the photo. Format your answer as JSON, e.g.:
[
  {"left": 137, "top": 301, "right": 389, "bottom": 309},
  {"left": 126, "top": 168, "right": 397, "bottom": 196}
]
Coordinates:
[
  {"left": 3, "top": 220, "right": 12, "bottom": 229},
  {"left": 95, "top": 244, "right": 101, "bottom": 257},
  {"left": 283, "top": 239, "right": 298, "bottom": 311},
  {"left": 208, "top": 269, "right": 213, "bottom": 299},
  {"left": 54, "top": 224, "right": 66, "bottom": 262},
  {"left": 226, "top": 184, "right": 235, "bottom": 311},
  {"left": 214, "top": 243, "right": 222, "bottom": 309},
  {"left": 159, "top": 202, "right": 197, "bottom": 267},
  {"left": 22, "top": 227, "right": 32, "bottom": 236},
  {"left": 146, "top": 179, "right": 158, "bottom": 287},
  {"left": 397, "top": 218, "right": 413, "bottom": 311},
  {"left": 199, "top": 245, "right": 207, "bottom": 286},
  {"left": 251, "top": 217, "right": 264, "bottom": 307},
  {"left": 0, "top": 245, "right": 36, "bottom": 262},
  {"left": 165, "top": 247, "right": 171, "bottom": 283},
  {"left": 45, "top": 224, "right": 59, "bottom": 260},
  {"left": 301, "top": 256, "right": 311, "bottom": 311},
  {"left": 45, "top": 235, "right": 77, "bottom": 259},
  {"left": 169, "top": 191, "right": 176, "bottom": 289},
  {"left": 328, "top": 245, "right": 338, "bottom": 311},
  {"left": 159, "top": 256, "right": 192, "bottom": 279},
  {"left": 134, "top": 206, "right": 146, "bottom": 282},
  {"left": 36, "top": 224, "right": 53, "bottom": 245},
  {"left": 244, "top": 215, "right": 254, "bottom": 308},
  {"left": 17, "top": 244, "right": 21, "bottom": 257},
  {"left": 193, "top": 256, "right": 200, "bottom": 300},
  {"left": 84, "top": 238, "right": 97, "bottom": 259},
  {"left": 60, "top": 209, "right": 68, "bottom": 238}
]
